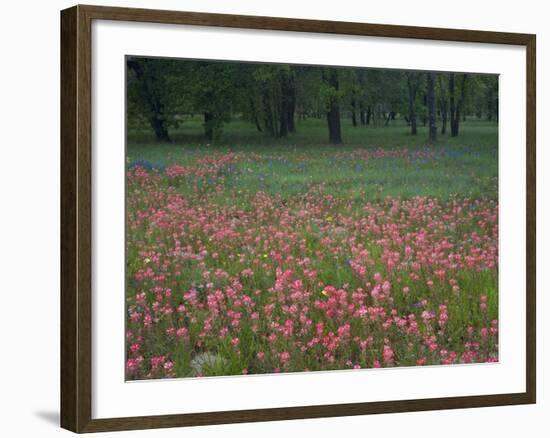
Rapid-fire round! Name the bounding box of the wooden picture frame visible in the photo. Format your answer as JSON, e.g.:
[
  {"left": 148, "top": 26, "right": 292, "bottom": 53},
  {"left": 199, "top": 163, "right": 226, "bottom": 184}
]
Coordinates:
[{"left": 61, "top": 4, "right": 536, "bottom": 433}]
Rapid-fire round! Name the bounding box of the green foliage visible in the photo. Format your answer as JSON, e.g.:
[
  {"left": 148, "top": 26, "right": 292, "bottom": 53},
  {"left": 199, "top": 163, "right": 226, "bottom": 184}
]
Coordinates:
[
  {"left": 190, "top": 61, "right": 240, "bottom": 140},
  {"left": 127, "top": 57, "right": 192, "bottom": 135},
  {"left": 126, "top": 57, "right": 498, "bottom": 144}
]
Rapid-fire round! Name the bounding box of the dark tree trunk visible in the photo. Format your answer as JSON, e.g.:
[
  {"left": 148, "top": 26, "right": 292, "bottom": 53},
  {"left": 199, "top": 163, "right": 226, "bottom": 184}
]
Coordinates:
[
  {"left": 440, "top": 102, "right": 448, "bottom": 135},
  {"left": 287, "top": 100, "right": 295, "bottom": 132},
  {"left": 327, "top": 109, "right": 342, "bottom": 144},
  {"left": 449, "top": 73, "right": 467, "bottom": 137},
  {"left": 406, "top": 73, "right": 418, "bottom": 135},
  {"left": 452, "top": 110, "right": 460, "bottom": 136},
  {"left": 151, "top": 112, "right": 170, "bottom": 142},
  {"left": 366, "top": 106, "right": 372, "bottom": 125},
  {"left": 351, "top": 98, "right": 358, "bottom": 127},
  {"left": 427, "top": 72, "right": 437, "bottom": 143},
  {"left": 261, "top": 85, "right": 276, "bottom": 137},
  {"left": 254, "top": 117, "right": 263, "bottom": 132},
  {"left": 249, "top": 97, "right": 263, "bottom": 132},
  {"left": 422, "top": 91, "right": 428, "bottom": 127},
  {"left": 323, "top": 69, "right": 343, "bottom": 144},
  {"left": 278, "top": 72, "right": 290, "bottom": 138},
  {"left": 277, "top": 72, "right": 295, "bottom": 135},
  {"left": 204, "top": 112, "right": 214, "bottom": 141},
  {"left": 279, "top": 93, "right": 288, "bottom": 138},
  {"left": 449, "top": 73, "right": 458, "bottom": 137},
  {"left": 287, "top": 76, "right": 296, "bottom": 133},
  {"left": 438, "top": 76, "right": 448, "bottom": 135}
]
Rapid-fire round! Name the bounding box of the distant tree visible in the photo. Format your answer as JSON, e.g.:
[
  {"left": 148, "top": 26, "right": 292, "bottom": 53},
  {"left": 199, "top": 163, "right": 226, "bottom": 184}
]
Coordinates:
[
  {"left": 436, "top": 74, "right": 449, "bottom": 135},
  {"left": 367, "top": 69, "right": 403, "bottom": 126},
  {"left": 126, "top": 57, "right": 186, "bottom": 142},
  {"left": 191, "top": 62, "right": 238, "bottom": 141},
  {"left": 239, "top": 65, "right": 299, "bottom": 139},
  {"left": 471, "top": 75, "right": 498, "bottom": 122},
  {"left": 339, "top": 69, "right": 360, "bottom": 127},
  {"left": 485, "top": 76, "right": 499, "bottom": 122},
  {"left": 278, "top": 68, "right": 295, "bottom": 137},
  {"left": 321, "top": 68, "right": 343, "bottom": 144},
  {"left": 352, "top": 69, "right": 369, "bottom": 126},
  {"left": 426, "top": 72, "right": 437, "bottom": 142},
  {"left": 294, "top": 66, "right": 323, "bottom": 121},
  {"left": 405, "top": 72, "right": 421, "bottom": 135},
  {"left": 237, "top": 65, "right": 264, "bottom": 132},
  {"left": 126, "top": 57, "right": 496, "bottom": 144},
  {"left": 449, "top": 73, "right": 468, "bottom": 137},
  {"left": 286, "top": 71, "right": 297, "bottom": 132}
]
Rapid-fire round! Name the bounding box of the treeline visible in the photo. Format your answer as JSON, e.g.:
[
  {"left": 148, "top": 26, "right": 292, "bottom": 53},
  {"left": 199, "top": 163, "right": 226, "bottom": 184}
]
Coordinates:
[{"left": 127, "top": 57, "right": 498, "bottom": 144}]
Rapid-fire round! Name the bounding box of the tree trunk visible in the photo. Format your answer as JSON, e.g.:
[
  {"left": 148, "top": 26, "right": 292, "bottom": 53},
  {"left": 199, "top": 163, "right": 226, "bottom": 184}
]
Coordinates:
[
  {"left": 366, "top": 106, "right": 372, "bottom": 125},
  {"left": 278, "top": 72, "right": 290, "bottom": 138},
  {"left": 351, "top": 98, "right": 358, "bottom": 127},
  {"left": 261, "top": 85, "right": 277, "bottom": 137},
  {"left": 359, "top": 104, "right": 366, "bottom": 125},
  {"left": 407, "top": 73, "right": 418, "bottom": 135},
  {"left": 438, "top": 76, "right": 448, "bottom": 135},
  {"left": 427, "top": 72, "right": 437, "bottom": 143},
  {"left": 449, "top": 73, "right": 458, "bottom": 137},
  {"left": 287, "top": 94, "right": 296, "bottom": 132},
  {"left": 287, "top": 75, "right": 296, "bottom": 132},
  {"left": 151, "top": 111, "right": 170, "bottom": 142},
  {"left": 204, "top": 112, "right": 214, "bottom": 141},
  {"left": 452, "top": 110, "right": 459, "bottom": 136},
  {"left": 440, "top": 101, "right": 448, "bottom": 135},
  {"left": 249, "top": 97, "right": 263, "bottom": 132},
  {"left": 324, "top": 69, "right": 343, "bottom": 144},
  {"left": 384, "top": 112, "right": 392, "bottom": 126},
  {"left": 449, "top": 73, "right": 467, "bottom": 137},
  {"left": 254, "top": 117, "right": 263, "bottom": 132},
  {"left": 279, "top": 95, "right": 288, "bottom": 138},
  {"left": 327, "top": 109, "right": 342, "bottom": 144}
]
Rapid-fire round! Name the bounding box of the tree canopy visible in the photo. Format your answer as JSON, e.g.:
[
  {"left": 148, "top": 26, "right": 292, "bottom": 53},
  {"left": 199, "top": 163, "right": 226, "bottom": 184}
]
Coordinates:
[{"left": 127, "top": 56, "right": 498, "bottom": 144}]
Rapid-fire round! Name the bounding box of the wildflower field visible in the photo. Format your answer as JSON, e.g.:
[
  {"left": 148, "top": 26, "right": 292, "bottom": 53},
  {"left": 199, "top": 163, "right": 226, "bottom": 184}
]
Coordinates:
[{"left": 125, "top": 129, "right": 499, "bottom": 379}]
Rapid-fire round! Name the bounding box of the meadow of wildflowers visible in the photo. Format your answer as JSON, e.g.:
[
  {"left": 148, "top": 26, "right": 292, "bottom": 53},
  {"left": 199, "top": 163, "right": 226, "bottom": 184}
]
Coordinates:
[{"left": 125, "top": 146, "right": 498, "bottom": 380}]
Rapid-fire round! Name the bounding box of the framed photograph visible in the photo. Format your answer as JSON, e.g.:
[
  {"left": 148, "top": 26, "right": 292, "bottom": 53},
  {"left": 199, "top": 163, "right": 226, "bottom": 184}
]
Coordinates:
[{"left": 60, "top": 4, "right": 536, "bottom": 433}]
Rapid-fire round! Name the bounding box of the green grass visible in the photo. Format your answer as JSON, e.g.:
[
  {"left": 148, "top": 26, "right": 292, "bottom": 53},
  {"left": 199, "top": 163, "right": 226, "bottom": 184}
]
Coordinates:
[
  {"left": 127, "top": 117, "right": 498, "bottom": 202},
  {"left": 128, "top": 115, "right": 498, "bottom": 149}
]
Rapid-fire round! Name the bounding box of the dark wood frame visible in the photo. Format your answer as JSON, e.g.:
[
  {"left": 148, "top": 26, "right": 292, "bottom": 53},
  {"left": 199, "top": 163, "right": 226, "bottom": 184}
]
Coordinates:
[{"left": 61, "top": 4, "right": 536, "bottom": 433}]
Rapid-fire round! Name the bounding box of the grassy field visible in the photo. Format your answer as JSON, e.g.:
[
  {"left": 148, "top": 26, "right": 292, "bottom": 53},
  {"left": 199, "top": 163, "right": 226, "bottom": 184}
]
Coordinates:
[
  {"left": 128, "top": 118, "right": 498, "bottom": 202},
  {"left": 128, "top": 116, "right": 498, "bottom": 149},
  {"left": 125, "top": 119, "right": 499, "bottom": 379}
]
